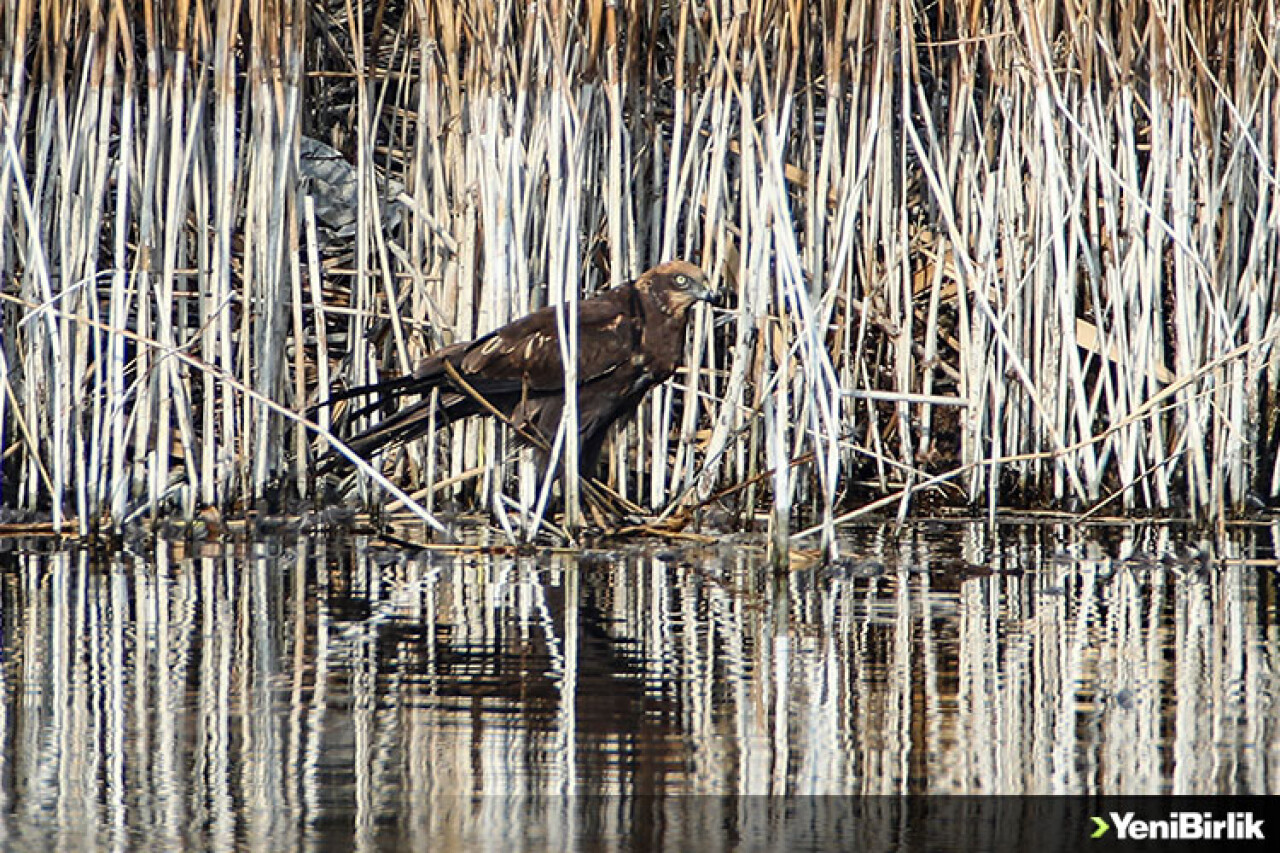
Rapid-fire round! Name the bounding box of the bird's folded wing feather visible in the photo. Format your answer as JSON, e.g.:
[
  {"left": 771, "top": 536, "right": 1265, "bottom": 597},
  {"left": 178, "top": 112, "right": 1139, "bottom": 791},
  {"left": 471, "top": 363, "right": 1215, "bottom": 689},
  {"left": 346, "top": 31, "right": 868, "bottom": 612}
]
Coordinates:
[{"left": 449, "top": 290, "right": 640, "bottom": 394}]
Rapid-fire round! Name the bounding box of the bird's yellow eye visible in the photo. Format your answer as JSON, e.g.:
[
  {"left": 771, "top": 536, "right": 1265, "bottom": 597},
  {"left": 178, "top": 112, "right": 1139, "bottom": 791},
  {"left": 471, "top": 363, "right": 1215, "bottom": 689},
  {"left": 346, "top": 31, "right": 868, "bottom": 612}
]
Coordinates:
[{"left": 676, "top": 274, "right": 688, "bottom": 285}]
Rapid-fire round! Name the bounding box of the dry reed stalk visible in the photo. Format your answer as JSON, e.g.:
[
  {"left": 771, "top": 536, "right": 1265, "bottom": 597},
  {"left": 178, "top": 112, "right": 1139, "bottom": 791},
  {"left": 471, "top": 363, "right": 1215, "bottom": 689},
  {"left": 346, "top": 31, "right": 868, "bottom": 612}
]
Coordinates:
[
  {"left": 0, "top": 286, "right": 454, "bottom": 539},
  {"left": 2, "top": 1, "right": 1280, "bottom": 539}
]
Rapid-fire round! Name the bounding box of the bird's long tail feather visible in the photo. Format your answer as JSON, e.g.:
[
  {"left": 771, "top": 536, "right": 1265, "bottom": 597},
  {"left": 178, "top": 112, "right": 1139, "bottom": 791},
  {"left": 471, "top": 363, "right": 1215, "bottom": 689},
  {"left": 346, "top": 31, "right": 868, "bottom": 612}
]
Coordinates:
[{"left": 313, "top": 372, "right": 421, "bottom": 412}]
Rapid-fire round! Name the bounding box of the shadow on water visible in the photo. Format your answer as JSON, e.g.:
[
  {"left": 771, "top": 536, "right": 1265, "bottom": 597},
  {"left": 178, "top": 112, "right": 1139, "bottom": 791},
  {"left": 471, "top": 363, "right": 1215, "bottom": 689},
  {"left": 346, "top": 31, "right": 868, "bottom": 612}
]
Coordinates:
[{"left": 0, "top": 521, "right": 1276, "bottom": 849}]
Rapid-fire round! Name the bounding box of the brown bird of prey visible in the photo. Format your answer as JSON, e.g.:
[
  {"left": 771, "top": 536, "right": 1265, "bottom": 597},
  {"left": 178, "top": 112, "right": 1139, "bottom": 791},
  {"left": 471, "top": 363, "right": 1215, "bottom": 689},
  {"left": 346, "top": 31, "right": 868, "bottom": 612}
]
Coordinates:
[{"left": 322, "top": 260, "right": 718, "bottom": 477}]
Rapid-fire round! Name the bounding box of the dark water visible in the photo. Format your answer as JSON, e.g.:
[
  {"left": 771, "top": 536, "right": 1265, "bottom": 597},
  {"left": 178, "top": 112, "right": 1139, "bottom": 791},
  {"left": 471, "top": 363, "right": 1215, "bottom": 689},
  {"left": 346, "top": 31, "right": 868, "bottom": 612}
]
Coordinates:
[{"left": 0, "top": 522, "right": 1276, "bottom": 849}]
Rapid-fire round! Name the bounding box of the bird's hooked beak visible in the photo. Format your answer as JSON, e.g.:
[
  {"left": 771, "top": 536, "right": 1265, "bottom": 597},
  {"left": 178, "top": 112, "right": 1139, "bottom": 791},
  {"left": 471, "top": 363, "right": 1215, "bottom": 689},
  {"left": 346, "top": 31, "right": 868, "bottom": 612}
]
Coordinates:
[{"left": 691, "top": 273, "right": 722, "bottom": 308}]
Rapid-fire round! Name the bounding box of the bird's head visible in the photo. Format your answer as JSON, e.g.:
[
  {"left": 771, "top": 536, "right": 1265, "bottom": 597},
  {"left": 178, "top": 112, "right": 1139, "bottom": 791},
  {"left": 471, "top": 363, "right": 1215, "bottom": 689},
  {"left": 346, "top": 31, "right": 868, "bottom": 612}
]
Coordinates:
[{"left": 643, "top": 260, "right": 720, "bottom": 314}]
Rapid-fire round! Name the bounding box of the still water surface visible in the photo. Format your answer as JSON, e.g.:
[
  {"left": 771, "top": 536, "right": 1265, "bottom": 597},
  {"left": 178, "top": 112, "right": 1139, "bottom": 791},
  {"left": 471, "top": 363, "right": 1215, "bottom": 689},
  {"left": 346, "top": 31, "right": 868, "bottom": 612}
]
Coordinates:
[{"left": 0, "top": 522, "right": 1276, "bottom": 849}]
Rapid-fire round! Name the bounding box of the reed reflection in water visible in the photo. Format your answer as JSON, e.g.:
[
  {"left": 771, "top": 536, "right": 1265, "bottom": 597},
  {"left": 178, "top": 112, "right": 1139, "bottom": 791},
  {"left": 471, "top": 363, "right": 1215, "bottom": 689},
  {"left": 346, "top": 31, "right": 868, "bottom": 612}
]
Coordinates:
[{"left": 0, "top": 523, "right": 1276, "bottom": 849}]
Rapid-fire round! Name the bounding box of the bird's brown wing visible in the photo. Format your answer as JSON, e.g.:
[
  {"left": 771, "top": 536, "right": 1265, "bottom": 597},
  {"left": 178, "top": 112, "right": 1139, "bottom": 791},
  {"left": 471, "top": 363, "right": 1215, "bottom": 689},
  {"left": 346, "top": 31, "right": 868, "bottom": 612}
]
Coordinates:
[{"left": 447, "top": 286, "right": 641, "bottom": 394}]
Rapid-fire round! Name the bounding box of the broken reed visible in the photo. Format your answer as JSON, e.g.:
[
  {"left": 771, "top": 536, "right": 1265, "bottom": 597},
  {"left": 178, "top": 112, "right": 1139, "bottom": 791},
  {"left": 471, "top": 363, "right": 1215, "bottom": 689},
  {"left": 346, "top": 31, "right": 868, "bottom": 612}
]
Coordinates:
[{"left": 1, "top": 0, "right": 1278, "bottom": 545}]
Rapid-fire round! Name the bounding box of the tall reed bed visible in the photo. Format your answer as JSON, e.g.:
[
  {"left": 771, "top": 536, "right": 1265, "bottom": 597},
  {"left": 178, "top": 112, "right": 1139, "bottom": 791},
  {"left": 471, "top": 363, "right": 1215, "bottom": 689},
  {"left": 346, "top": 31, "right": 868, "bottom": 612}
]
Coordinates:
[{"left": 1, "top": 1, "right": 1278, "bottom": 543}]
